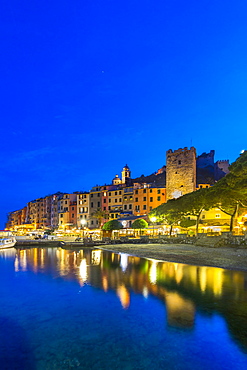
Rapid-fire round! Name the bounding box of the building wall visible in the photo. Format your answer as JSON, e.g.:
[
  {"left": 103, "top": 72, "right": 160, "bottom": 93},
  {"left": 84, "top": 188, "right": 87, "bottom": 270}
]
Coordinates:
[
  {"left": 108, "top": 187, "right": 123, "bottom": 220},
  {"left": 166, "top": 147, "right": 196, "bottom": 200},
  {"left": 122, "top": 187, "right": 134, "bottom": 214},
  {"left": 133, "top": 185, "right": 166, "bottom": 216},
  {"left": 89, "top": 186, "right": 102, "bottom": 228},
  {"left": 77, "top": 192, "right": 90, "bottom": 228},
  {"left": 57, "top": 193, "right": 77, "bottom": 229}
]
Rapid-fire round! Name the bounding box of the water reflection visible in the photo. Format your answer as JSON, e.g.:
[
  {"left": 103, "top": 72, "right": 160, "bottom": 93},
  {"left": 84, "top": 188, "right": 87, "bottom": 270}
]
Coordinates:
[{"left": 11, "top": 247, "right": 247, "bottom": 353}]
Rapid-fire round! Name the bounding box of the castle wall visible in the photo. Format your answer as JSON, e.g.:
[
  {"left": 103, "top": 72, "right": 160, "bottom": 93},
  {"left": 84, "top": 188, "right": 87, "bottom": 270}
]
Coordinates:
[
  {"left": 166, "top": 147, "right": 196, "bottom": 200},
  {"left": 214, "top": 160, "right": 230, "bottom": 181},
  {"left": 196, "top": 150, "right": 215, "bottom": 168}
]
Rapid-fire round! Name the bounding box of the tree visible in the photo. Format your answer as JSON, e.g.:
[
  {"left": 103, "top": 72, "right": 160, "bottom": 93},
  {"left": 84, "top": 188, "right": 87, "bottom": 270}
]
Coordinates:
[
  {"left": 149, "top": 199, "right": 185, "bottom": 235},
  {"left": 178, "top": 188, "right": 213, "bottom": 235},
  {"left": 102, "top": 220, "right": 123, "bottom": 231},
  {"left": 92, "top": 208, "right": 109, "bottom": 228},
  {"left": 149, "top": 189, "right": 213, "bottom": 235},
  {"left": 180, "top": 219, "right": 197, "bottom": 228},
  {"left": 206, "top": 151, "right": 247, "bottom": 232},
  {"left": 132, "top": 219, "right": 148, "bottom": 236}
]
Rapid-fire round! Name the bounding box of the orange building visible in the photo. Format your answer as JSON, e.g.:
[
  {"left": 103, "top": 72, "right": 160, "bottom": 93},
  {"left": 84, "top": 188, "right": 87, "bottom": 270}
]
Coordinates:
[{"left": 133, "top": 185, "right": 166, "bottom": 216}]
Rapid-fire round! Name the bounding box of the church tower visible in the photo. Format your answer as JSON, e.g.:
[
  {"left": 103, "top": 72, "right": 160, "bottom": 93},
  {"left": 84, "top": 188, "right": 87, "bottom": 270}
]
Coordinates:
[
  {"left": 112, "top": 174, "right": 122, "bottom": 185},
  {"left": 121, "top": 165, "right": 131, "bottom": 184},
  {"left": 166, "top": 147, "right": 196, "bottom": 200}
]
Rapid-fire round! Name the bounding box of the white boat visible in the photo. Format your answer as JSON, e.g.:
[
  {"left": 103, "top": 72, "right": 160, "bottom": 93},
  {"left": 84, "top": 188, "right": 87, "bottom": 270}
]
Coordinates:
[{"left": 0, "top": 230, "right": 16, "bottom": 249}]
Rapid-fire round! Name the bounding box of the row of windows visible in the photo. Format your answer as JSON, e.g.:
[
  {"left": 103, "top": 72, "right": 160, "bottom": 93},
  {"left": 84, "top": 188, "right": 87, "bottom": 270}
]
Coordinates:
[
  {"left": 135, "top": 205, "right": 153, "bottom": 211},
  {"left": 90, "top": 202, "right": 101, "bottom": 208},
  {"left": 78, "top": 200, "right": 87, "bottom": 204},
  {"left": 90, "top": 190, "right": 123, "bottom": 197},
  {"left": 134, "top": 189, "right": 162, "bottom": 195},
  {"left": 134, "top": 196, "right": 161, "bottom": 202},
  {"left": 108, "top": 198, "right": 121, "bottom": 203},
  {"left": 79, "top": 207, "right": 88, "bottom": 213}
]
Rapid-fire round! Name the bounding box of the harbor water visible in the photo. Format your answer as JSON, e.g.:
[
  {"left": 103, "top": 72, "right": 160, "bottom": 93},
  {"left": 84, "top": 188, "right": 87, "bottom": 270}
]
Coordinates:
[{"left": 1, "top": 246, "right": 247, "bottom": 369}]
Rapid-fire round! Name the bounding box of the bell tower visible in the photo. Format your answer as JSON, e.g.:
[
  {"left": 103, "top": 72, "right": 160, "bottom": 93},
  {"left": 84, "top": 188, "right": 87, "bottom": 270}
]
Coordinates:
[{"left": 121, "top": 164, "right": 131, "bottom": 184}]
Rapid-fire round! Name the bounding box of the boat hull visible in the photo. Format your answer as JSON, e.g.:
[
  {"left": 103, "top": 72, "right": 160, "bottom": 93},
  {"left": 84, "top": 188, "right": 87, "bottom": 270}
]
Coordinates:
[{"left": 0, "top": 237, "right": 16, "bottom": 249}]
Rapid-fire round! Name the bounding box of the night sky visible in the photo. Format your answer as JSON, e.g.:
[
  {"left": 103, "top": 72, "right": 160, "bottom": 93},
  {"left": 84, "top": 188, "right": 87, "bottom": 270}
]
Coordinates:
[{"left": 1, "top": 0, "right": 247, "bottom": 228}]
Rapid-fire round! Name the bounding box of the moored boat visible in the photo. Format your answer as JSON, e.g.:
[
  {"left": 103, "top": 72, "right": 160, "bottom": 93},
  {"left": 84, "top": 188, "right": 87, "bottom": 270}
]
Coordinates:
[{"left": 0, "top": 230, "right": 16, "bottom": 249}]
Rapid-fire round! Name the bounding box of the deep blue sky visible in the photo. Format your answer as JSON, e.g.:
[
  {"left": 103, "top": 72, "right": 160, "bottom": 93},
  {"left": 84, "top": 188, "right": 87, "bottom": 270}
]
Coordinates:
[{"left": 1, "top": 0, "right": 247, "bottom": 228}]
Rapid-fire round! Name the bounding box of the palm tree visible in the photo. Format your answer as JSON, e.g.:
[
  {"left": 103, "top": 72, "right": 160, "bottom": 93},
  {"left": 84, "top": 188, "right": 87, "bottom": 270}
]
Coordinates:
[{"left": 92, "top": 208, "right": 109, "bottom": 228}]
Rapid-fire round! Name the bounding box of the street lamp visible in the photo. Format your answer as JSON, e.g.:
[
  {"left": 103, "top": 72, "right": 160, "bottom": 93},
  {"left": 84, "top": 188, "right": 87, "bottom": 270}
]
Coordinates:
[
  {"left": 80, "top": 219, "right": 87, "bottom": 238},
  {"left": 150, "top": 216, "right": 157, "bottom": 237}
]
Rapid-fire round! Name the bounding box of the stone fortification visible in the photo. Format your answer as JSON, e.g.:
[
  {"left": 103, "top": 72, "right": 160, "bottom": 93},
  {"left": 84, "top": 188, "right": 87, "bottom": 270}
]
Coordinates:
[
  {"left": 196, "top": 150, "right": 215, "bottom": 168},
  {"left": 166, "top": 147, "right": 196, "bottom": 200},
  {"left": 214, "top": 160, "right": 230, "bottom": 181}
]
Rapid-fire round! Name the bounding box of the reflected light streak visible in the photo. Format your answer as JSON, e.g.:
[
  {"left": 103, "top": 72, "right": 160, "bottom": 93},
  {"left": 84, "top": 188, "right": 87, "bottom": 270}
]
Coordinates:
[
  {"left": 14, "top": 256, "right": 19, "bottom": 272},
  {"left": 20, "top": 250, "right": 27, "bottom": 271},
  {"left": 102, "top": 275, "right": 108, "bottom": 292},
  {"left": 117, "top": 284, "right": 130, "bottom": 309},
  {"left": 199, "top": 267, "right": 208, "bottom": 292},
  {"left": 92, "top": 250, "right": 101, "bottom": 265},
  {"left": 149, "top": 260, "right": 158, "bottom": 284},
  {"left": 120, "top": 253, "right": 129, "bottom": 272},
  {"left": 79, "top": 258, "right": 88, "bottom": 283},
  {"left": 143, "top": 286, "right": 149, "bottom": 299}
]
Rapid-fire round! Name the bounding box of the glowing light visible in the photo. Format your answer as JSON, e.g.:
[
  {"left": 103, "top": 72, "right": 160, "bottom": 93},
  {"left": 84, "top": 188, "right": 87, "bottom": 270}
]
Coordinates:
[
  {"left": 150, "top": 216, "right": 157, "bottom": 223},
  {"left": 81, "top": 219, "right": 87, "bottom": 226}
]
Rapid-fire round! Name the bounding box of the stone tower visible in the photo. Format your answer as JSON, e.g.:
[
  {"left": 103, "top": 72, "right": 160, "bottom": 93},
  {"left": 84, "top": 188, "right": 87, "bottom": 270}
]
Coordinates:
[
  {"left": 121, "top": 164, "right": 131, "bottom": 184},
  {"left": 166, "top": 147, "right": 196, "bottom": 200}
]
